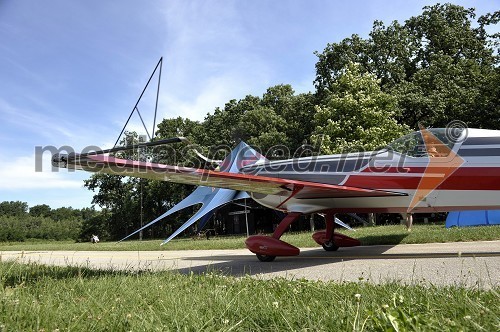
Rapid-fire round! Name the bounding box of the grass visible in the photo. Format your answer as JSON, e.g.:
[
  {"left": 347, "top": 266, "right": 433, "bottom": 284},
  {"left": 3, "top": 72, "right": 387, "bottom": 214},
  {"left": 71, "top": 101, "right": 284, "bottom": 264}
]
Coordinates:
[
  {"left": 0, "top": 261, "right": 498, "bottom": 331},
  {"left": 0, "top": 224, "right": 498, "bottom": 252},
  {"left": 1, "top": 226, "right": 498, "bottom": 330}
]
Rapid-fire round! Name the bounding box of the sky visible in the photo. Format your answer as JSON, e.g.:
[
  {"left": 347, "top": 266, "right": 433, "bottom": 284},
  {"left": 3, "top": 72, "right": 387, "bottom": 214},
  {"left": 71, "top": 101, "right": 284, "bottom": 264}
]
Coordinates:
[{"left": 0, "top": 0, "right": 498, "bottom": 209}]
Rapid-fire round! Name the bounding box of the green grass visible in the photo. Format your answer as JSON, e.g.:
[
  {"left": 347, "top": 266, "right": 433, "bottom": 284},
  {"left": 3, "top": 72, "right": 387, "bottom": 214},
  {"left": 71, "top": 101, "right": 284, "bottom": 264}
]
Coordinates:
[
  {"left": 0, "top": 261, "right": 498, "bottom": 331},
  {"left": 0, "top": 224, "right": 498, "bottom": 252}
]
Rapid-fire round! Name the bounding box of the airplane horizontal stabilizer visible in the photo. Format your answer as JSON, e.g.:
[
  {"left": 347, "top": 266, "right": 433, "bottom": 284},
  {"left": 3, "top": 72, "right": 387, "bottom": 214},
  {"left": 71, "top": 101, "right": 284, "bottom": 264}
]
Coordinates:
[{"left": 118, "top": 141, "right": 264, "bottom": 244}]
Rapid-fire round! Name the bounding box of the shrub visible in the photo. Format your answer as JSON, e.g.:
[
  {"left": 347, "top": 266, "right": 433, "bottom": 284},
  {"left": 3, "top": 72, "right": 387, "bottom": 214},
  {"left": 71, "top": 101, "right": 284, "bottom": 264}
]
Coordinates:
[{"left": 0, "top": 215, "right": 81, "bottom": 242}]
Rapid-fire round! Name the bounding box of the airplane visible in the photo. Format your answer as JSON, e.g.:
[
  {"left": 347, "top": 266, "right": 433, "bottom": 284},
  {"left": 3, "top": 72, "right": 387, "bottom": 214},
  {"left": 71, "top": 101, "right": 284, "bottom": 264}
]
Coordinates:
[{"left": 52, "top": 126, "right": 500, "bottom": 261}]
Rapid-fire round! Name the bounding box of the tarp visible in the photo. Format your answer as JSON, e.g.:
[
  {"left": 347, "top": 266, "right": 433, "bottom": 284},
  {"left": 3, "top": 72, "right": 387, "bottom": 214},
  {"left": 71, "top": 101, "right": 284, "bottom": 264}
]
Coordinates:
[{"left": 446, "top": 210, "right": 500, "bottom": 228}]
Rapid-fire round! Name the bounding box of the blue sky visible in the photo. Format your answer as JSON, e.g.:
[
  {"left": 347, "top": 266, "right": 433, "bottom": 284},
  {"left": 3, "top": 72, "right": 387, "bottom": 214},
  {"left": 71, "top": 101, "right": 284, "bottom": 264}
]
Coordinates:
[{"left": 0, "top": 0, "right": 498, "bottom": 209}]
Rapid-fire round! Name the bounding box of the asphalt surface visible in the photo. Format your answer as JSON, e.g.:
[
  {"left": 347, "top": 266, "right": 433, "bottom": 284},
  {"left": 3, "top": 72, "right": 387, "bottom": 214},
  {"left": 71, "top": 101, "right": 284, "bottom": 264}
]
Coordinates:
[{"left": 2, "top": 241, "right": 499, "bottom": 288}]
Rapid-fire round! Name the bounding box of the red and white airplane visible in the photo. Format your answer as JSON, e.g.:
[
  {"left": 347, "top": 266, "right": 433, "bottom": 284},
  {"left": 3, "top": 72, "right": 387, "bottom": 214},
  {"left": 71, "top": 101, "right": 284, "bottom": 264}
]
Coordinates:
[{"left": 53, "top": 127, "right": 500, "bottom": 261}]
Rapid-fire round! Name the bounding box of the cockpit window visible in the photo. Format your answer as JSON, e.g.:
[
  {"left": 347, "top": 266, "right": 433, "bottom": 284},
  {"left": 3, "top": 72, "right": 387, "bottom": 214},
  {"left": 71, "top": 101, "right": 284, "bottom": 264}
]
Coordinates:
[{"left": 386, "top": 128, "right": 460, "bottom": 158}]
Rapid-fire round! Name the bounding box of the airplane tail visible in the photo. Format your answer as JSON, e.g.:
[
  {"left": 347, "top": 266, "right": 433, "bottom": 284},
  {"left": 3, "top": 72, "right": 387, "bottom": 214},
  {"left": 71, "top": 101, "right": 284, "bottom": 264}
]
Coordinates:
[{"left": 119, "top": 141, "right": 268, "bottom": 244}]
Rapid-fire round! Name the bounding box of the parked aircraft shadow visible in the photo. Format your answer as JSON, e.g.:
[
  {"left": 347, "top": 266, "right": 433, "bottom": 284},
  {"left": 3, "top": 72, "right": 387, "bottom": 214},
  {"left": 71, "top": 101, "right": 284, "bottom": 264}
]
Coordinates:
[
  {"left": 166, "top": 237, "right": 499, "bottom": 278},
  {"left": 166, "top": 243, "right": 397, "bottom": 277},
  {"left": 356, "top": 233, "right": 408, "bottom": 246},
  {"left": 167, "top": 234, "right": 412, "bottom": 277}
]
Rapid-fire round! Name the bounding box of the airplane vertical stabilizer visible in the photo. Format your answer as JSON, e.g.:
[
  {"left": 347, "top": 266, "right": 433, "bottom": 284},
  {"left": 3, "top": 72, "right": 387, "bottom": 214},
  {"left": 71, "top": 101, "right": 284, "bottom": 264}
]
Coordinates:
[{"left": 118, "top": 141, "right": 267, "bottom": 244}]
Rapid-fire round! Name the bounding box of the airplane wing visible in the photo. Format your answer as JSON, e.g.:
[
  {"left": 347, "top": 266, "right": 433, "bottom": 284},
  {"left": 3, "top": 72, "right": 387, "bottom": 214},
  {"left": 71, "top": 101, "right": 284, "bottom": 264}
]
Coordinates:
[{"left": 57, "top": 154, "right": 406, "bottom": 199}]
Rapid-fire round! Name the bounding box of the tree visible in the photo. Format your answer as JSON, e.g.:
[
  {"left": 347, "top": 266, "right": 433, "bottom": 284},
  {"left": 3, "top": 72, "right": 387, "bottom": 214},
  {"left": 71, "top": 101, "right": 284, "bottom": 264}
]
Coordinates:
[
  {"left": 50, "top": 207, "right": 81, "bottom": 221},
  {"left": 29, "top": 204, "right": 51, "bottom": 217},
  {"left": 155, "top": 117, "right": 203, "bottom": 166},
  {"left": 0, "top": 201, "right": 28, "bottom": 217},
  {"left": 198, "top": 95, "right": 261, "bottom": 147},
  {"left": 198, "top": 85, "right": 317, "bottom": 157},
  {"left": 78, "top": 208, "right": 111, "bottom": 241},
  {"left": 314, "top": 4, "right": 500, "bottom": 129},
  {"left": 312, "top": 63, "right": 409, "bottom": 154},
  {"left": 84, "top": 173, "right": 132, "bottom": 238},
  {"left": 233, "top": 107, "right": 288, "bottom": 155},
  {"left": 262, "top": 85, "right": 318, "bottom": 153}
]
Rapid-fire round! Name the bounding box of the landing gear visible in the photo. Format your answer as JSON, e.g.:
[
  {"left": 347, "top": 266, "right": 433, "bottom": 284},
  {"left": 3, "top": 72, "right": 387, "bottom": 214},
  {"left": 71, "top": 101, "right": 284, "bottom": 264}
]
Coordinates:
[
  {"left": 256, "top": 254, "right": 276, "bottom": 262},
  {"left": 312, "top": 212, "right": 361, "bottom": 251},
  {"left": 323, "top": 212, "right": 338, "bottom": 251},
  {"left": 322, "top": 240, "right": 339, "bottom": 252},
  {"left": 246, "top": 211, "right": 361, "bottom": 261},
  {"left": 245, "top": 212, "right": 302, "bottom": 261}
]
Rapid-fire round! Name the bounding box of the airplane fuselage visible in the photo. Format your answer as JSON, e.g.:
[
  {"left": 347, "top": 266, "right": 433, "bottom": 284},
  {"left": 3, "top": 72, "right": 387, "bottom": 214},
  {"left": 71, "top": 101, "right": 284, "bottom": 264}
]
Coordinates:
[{"left": 241, "top": 128, "right": 500, "bottom": 214}]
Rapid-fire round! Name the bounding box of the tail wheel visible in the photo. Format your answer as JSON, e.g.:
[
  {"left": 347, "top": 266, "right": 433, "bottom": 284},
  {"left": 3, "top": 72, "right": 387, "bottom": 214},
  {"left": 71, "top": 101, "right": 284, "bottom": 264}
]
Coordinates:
[
  {"left": 256, "top": 254, "right": 276, "bottom": 262},
  {"left": 322, "top": 240, "right": 339, "bottom": 251}
]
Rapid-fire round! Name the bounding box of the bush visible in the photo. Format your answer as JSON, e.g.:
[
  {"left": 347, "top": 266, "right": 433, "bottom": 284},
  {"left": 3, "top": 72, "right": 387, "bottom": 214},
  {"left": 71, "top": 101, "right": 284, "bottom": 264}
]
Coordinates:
[{"left": 0, "top": 215, "right": 81, "bottom": 242}]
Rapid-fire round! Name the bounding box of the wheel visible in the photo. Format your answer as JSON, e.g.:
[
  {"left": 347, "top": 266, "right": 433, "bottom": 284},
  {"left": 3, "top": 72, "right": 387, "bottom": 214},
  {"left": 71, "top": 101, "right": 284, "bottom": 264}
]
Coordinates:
[
  {"left": 256, "top": 254, "right": 276, "bottom": 262},
  {"left": 322, "top": 240, "right": 339, "bottom": 251}
]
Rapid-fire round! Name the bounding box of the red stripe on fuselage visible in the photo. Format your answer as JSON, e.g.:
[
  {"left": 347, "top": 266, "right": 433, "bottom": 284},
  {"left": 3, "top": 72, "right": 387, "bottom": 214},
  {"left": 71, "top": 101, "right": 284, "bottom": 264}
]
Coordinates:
[
  {"left": 346, "top": 167, "right": 500, "bottom": 190},
  {"left": 319, "top": 205, "right": 500, "bottom": 214}
]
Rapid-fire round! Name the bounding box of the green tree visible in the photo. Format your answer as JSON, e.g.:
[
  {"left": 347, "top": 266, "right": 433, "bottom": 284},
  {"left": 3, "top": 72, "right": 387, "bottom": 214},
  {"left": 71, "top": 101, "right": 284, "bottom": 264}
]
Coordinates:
[
  {"left": 78, "top": 208, "right": 111, "bottom": 241},
  {"left": 198, "top": 95, "right": 261, "bottom": 147},
  {"left": 198, "top": 85, "right": 316, "bottom": 157},
  {"left": 155, "top": 117, "right": 203, "bottom": 165},
  {"left": 312, "top": 63, "right": 409, "bottom": 154},
  {"left": 0, "top": 201, "right": 28, "bottom": 217},
  {"left": 314, "top": 4, "right": 499, "bottom": 128},
  {"left": 29, "top": 204, "right": 51, "bottom": 217},
  {"left": 233, "top": 107, "right": 288, "bottom": 155},
  {"left": 84, "top": 173, "right": 132, "bottom": 238},
  {"left": 262, "top": 85, "right": 318, "bottom": 153},
  {"left": 50, "top": 207, "right": 81, "bottom": 221}
]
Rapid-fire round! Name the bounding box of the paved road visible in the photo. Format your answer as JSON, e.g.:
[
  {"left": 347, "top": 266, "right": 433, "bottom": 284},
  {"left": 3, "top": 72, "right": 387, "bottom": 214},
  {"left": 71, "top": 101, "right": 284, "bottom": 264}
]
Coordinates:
[{"left": 2, "top": 241, "right": 499, "bottom": 288}]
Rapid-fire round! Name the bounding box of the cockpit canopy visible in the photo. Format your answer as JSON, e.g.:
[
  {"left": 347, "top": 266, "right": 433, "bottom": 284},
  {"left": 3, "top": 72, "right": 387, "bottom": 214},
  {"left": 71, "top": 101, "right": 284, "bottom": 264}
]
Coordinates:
[{"left": 386, "top": 128, "right": 464, "bottom": 158}]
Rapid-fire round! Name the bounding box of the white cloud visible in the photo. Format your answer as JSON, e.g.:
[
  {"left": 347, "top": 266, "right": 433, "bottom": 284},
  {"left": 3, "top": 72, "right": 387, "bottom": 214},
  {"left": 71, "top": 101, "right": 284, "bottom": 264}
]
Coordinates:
[
  {"left": 161, "top": 72, "right": 268, "bottom": 122},
  {"left": 0, "top": 153, "right": 84, "bottom": 190},
  {"left": 156, "top": 1, "right": 273, "bottom": 121}
]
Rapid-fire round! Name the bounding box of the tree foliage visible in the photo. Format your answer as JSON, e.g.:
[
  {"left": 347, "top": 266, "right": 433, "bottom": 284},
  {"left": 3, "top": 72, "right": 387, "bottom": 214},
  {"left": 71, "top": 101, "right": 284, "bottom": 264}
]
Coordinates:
[
  {"left": 314, "top": 3, "right": 499, "bottom": 128},
  {"left": 312, "top": 63, "right": 409, "bottom": 154},
  {"left": 0, "top": 201, "right": 96, "bottom": 242},
  {"left": 0, "top": 201, "right": 28, "bottom": 217}
]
